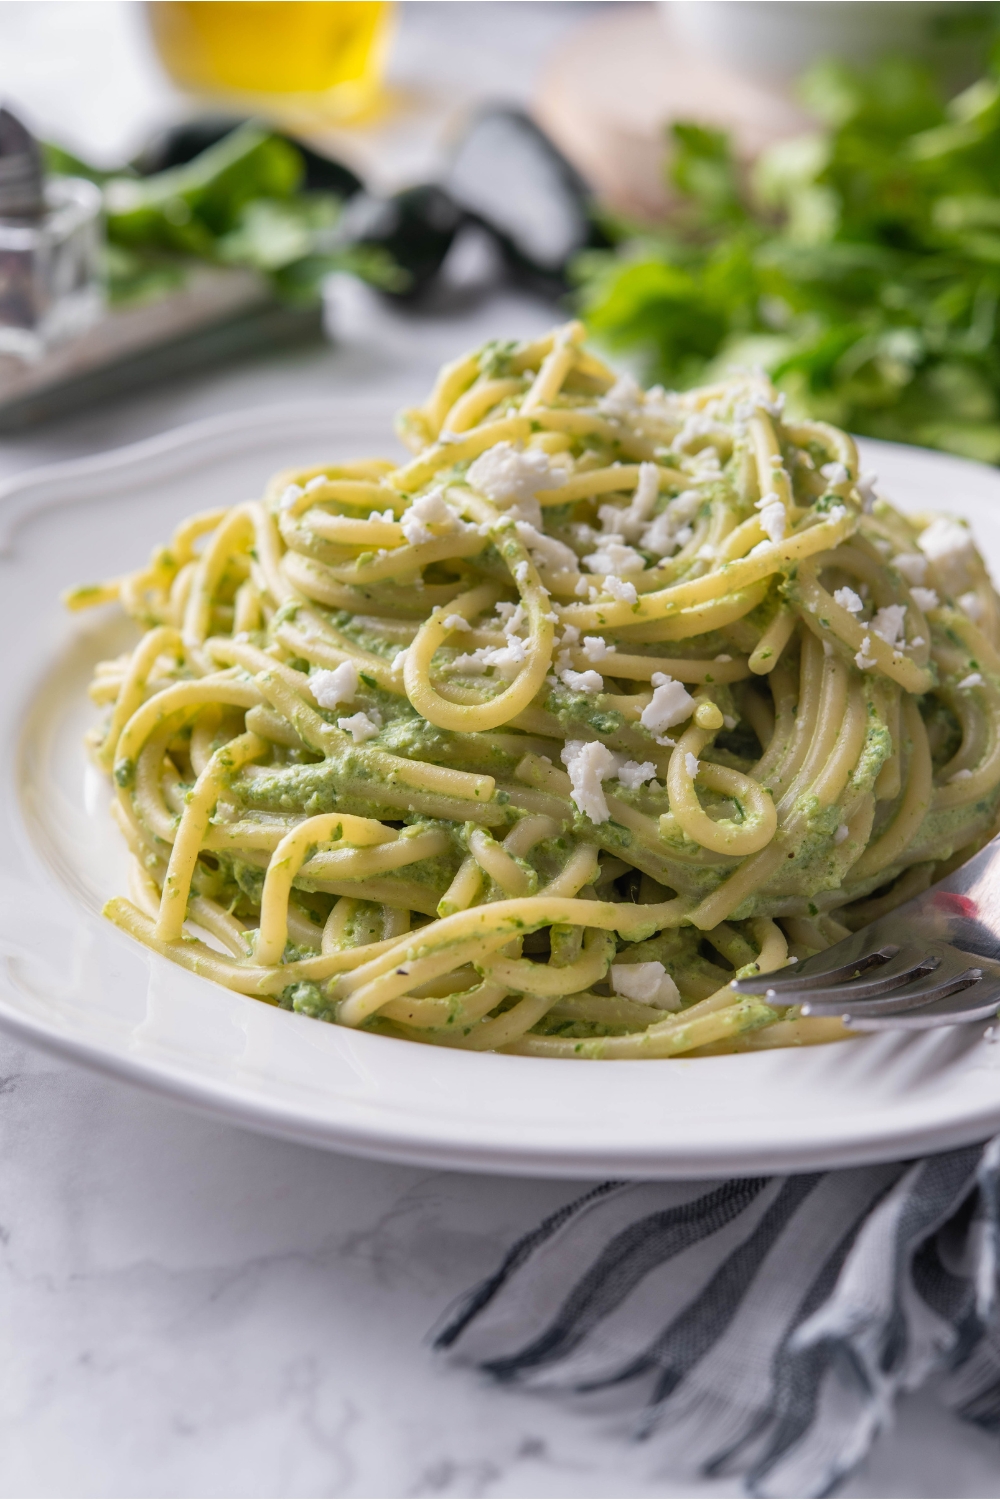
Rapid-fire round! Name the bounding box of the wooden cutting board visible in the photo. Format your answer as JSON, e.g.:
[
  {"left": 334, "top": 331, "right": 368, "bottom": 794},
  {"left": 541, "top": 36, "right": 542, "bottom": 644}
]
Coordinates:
[{"left": 534, "top": 4, "right": 810, "bottom": 222}]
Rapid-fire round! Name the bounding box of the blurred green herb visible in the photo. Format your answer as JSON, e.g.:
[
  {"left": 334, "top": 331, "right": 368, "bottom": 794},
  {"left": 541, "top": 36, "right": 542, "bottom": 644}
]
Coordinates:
[
  {"left": 44, "top": 122, "right": 403, "bottom": 308},
  {"left": 574, "top": 53, "right": 1000, "bottom": 462}
]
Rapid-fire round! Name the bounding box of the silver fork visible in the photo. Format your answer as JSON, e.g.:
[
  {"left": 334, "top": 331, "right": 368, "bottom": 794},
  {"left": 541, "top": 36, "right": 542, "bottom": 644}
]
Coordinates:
[{"left": 730, "top": 835, "right": 1000, "bottom": 1031}]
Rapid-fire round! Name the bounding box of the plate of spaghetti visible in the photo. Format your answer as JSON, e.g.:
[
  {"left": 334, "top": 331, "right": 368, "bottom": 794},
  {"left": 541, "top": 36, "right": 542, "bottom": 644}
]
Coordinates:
[{"left": 5, "top": 320, "right": 1000, "bottom": 1176}]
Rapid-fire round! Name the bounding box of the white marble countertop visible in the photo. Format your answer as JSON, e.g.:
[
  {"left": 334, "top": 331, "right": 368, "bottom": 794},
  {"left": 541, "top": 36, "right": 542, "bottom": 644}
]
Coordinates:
[
  {"left": 0, "top": 1025, "right": 997, "bottom": 1500},
  {"left": 2, "top": 5, "right": 1000, "bottom": 1495}
]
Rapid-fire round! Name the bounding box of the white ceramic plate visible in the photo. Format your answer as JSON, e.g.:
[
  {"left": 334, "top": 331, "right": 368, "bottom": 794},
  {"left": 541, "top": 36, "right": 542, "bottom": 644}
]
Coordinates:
[{"left": 4, "top": 403, "right": 1000, "bottom": 1179}]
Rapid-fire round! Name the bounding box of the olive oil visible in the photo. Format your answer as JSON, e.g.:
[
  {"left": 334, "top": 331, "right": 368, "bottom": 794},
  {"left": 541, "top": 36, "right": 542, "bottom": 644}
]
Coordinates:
[{"left": 148, "top": 2, "right": 393, "bottom": 122}]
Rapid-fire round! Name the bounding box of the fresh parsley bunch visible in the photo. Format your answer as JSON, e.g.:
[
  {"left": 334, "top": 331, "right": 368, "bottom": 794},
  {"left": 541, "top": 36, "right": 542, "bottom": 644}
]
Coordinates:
[
  {"left": 575, "top": 54, "right": 1000, "bottom": 463},
  {"left": 46, "top": 122, "right": 401, "bottom": 307}
]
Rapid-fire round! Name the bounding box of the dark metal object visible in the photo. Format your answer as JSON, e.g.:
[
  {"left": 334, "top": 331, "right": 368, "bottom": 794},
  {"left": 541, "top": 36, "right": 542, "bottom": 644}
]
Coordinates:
[
  {"left": 0, "top": 107, "right": 45, "bottom": 219},
  {"left": 337, "top": 109, "right": 609, "bottom": 303},
  {"left": 731, "top": 842, "right": 1000, "bottom": 1030},
  {"left": 442, "top": 107, "right": 610, "bottom": 294},
  {"left": 338, "top": 183, "right": 467, "bottom": 298}
]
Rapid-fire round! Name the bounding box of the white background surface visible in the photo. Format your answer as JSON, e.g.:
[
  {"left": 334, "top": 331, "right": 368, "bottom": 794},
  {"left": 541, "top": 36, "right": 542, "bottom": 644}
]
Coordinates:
[{"left": 1, "top": 3, "right": 999, "bottom": 1495}]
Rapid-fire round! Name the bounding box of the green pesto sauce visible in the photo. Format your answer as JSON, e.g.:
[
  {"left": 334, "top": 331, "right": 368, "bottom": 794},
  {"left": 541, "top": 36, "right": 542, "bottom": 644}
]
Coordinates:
[
  {"left": 328, "top": 610, "right": 409, "bottom": 662},
  {"left": 544, "top": 684, "right": 624, "bottom": 738}
]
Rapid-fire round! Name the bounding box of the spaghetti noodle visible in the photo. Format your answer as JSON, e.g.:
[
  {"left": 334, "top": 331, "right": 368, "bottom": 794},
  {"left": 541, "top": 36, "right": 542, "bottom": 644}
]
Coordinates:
[{"left": 67, "top": 322, "right": 1000, "bottom": 1057}]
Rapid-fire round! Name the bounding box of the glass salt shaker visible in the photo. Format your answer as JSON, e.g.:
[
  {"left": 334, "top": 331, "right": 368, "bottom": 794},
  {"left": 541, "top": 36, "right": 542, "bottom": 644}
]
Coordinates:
[{"left": 0, "top": 107, "right": 103, "bottom": 360}]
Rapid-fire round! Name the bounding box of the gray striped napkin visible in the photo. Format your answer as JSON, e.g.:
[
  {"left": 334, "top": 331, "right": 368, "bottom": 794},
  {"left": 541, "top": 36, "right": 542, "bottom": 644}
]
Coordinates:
[{"left": 436, "top": 1140, "right": 1000, "bottom": 1498}]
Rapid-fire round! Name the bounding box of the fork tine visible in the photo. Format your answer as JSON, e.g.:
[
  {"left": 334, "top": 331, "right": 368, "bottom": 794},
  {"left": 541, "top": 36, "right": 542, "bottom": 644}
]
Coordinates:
[
  {"left": 845, "top": 975, "right": 996, "bottom": 1031},
  {"left": 801, "top": 947, "right": 979, "bottom": 1017},
  {"left": 804, "top": 966, "right": 982, "bottom": 1019},
  {"left": 775, "top": 949, "right": 937, "bottom": 1009},
  {"left": 731, "top": 943, "right": 900, "bottom": 996}
]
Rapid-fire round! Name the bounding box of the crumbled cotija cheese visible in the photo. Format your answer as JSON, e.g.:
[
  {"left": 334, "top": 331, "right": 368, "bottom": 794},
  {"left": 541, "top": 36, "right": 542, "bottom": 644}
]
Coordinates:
[
  {"left": 514, "top": 520, "right": 577, "bottom": 575},
  {"left": 466, "top": 442, "right": 566, "bottom": 517},
  {"left": 757, "top": 499, "right": 787, "bottom": 543},
  {"left": 449, "top": 648, "right": 491, "bottom": 675},
  {"left": 611, "top": 961, "right": 681, "bottom": 1010},
  {"left": 640, "top": 675, "right": 695, "bottom": 736},
  {"left": 582, "top": 635, "right": 614, "bottom": 662},
  {"left": 584, "top": 537, "right": 645, "bottom": 577},
  {"left": 452, "top": 627, "right": 528, "bottom": 677},
  {"left": 639, "top": 511, "right": 678, "bottom": 558},
  {"left": 616, "top": 759, "right": 656, "bottom": 790},
  {"left": 603, "top": 576, "right": 638, "bottom": 604},
  {"left": 959, "top": 591, "right": 985, "bottom": 622},
  {"left": 640, "top": 488, "right": 701, "bottom": 560},
  {"left": 855, "top": 635, "right": 877, "bottom": 671},
  {"left": 893, "top": 552, "right": 927, "bottom": 585},
  {"left": 598, "top": 462, "right": 661, "bottom": 542},
  {"left": 872, "top": 604, "right": 906, "bottom": 647},
  {"left": 672, "top": 413, "right": 718, "bottom": 453},
  {"left": 820, "top": 462, "right": 849, "bottom": 486},
  {"left": 597, "top": 373, "right": 644, "bottom": 417},
  {"left": 337, "top": 710, "right": 381, "bottom": 743},
  {"left": 560, "top": 739, "right": 621, "bottom": 824},
  {"left": 559, "top": 667, "right": 603, "bottom": 693},
  {"left": 910, "top": 587, "right": 939, "bottom": 612},
  {"left": 833, "top": 586, "right": 864, "bottom": 615},
  {"left": 918, "top": 517, "right": 973, "bottom": 564},
  {"left": 471, "top": 607, "right": 526, "bottom": 666},
  {"left": 400, "top": 487, "right": 456, "bottom": 546},
  {"left": 496, "top": 600, "right": 526, "bottom": 633},
  {"left": 311, "top": 661, "right": 358, "bottom": 709}
]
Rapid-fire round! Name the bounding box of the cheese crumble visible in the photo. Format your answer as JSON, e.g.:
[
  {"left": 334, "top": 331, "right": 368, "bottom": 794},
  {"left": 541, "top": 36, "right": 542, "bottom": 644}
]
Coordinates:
[
  {"left": 311, "top": 661, "right": 358, "bottom": 710},
  {"left": 560, "top": 740, "right": 621, "bottom": 824},
  {"left": 611, "top": 962, "right": 682, "bottom": 1011}
]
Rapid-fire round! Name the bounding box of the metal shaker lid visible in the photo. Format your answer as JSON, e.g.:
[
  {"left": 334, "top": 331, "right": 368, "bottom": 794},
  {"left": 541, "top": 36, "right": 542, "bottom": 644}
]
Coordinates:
[{"left": 0, "top": 108, "right": 45, "bottom": 219}]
